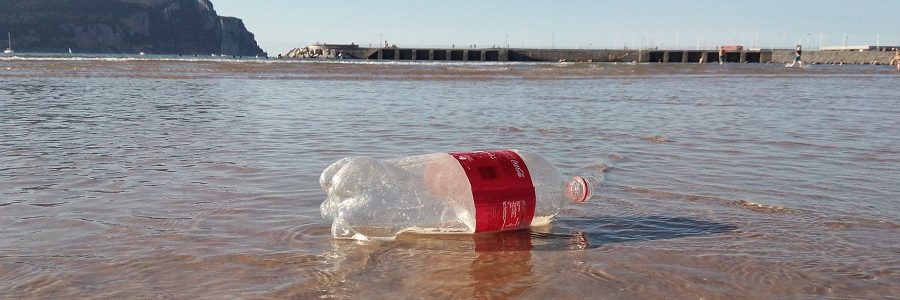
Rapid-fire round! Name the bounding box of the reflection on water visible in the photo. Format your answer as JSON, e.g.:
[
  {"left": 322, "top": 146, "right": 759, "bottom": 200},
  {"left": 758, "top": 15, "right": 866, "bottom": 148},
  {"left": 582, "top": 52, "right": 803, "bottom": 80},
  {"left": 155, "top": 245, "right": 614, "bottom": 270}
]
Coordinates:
[
  {"left": 542, "top": 216, "right": 737, "bottom": 249},
  {"left": 469, "top": 216, "right": 737, "bottom": 252},
  {"left": 1, "top": 58, "right": 899, "bottom": 298},
  {"left": 471, "top": 232, "right": 536, "bottom": 299},
  {"left": 304, "top": 216, "right": 735, "bottom": 298}
]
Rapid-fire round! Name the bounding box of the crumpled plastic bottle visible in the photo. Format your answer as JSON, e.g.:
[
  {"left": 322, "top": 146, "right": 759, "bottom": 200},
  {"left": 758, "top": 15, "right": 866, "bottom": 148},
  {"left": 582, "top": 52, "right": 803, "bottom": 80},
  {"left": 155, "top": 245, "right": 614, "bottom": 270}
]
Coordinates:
[{"left": 319, "top": 149, "right": 596, "bottom": 240}]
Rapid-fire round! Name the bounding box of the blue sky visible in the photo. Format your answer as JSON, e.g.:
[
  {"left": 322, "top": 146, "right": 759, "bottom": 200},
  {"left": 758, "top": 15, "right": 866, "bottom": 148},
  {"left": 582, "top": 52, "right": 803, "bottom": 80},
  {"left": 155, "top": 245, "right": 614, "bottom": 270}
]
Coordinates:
[{"left": 212, "top": 0, "right": 900, "bottom": 53}]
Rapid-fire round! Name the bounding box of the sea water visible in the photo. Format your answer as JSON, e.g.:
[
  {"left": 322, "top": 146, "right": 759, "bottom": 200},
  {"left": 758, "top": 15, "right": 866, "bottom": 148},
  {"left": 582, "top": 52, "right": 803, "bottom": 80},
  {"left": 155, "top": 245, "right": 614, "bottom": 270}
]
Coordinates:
[{"left": 1, "top": 56, "right": 898, "bottom": 298}]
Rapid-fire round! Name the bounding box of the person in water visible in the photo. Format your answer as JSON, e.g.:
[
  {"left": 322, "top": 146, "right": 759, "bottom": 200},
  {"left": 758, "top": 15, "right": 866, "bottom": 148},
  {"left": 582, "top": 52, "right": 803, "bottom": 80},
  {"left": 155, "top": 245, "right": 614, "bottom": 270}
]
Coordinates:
[
  {"left": 789, "top": 44, "right": 804, "bottom": 67},
  {"left": 718, "top": 46, "right": 726, "bottom": 64},
  {"left": 890, "top": 49, "right": 900, "bottom": 70}
]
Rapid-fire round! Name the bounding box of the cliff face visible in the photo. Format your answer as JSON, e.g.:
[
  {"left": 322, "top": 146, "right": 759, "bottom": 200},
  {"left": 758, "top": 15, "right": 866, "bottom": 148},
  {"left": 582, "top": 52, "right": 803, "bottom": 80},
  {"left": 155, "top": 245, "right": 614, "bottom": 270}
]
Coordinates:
[{"left": 0, "top": 0, "right": 265, "bottom": 56}]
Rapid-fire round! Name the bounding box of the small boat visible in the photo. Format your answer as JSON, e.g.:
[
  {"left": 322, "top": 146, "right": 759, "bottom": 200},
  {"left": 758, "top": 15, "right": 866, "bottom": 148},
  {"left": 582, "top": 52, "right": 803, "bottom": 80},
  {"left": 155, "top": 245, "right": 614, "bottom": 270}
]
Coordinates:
[
  {"left": 3, "top": 32, "right": 13, "bottom": 54},
  {"left": 139, "top": 51, "right": 146, "bottom": 56}
]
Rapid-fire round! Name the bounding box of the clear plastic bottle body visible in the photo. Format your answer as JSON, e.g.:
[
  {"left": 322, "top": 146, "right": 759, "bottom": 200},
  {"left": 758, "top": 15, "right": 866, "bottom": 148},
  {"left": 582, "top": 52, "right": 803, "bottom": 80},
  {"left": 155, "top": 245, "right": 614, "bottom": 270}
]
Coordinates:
[
  {"left": 514, "top": 150, "right": 577, "bottom": 226},
  {"left": 319, "top": 150, "right": 590, "bottom": 240},
  {"left": 320, "top": 153, "right": 476, "bottom": 240}
]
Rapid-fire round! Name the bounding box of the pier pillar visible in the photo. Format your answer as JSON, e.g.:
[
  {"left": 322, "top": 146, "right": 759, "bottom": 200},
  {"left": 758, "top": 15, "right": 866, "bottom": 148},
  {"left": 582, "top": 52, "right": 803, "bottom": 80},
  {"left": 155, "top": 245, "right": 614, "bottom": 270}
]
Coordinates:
[
  {"left": 740, "top": 51, "right": 747, "bottom": 63},
  {"left": 463, "top": 50, "right": 469, "bottom": 62},
  {"left": 481, "top": 50, "right": 486, "bottom": 61},
  {"left": 662, "top": 52, "right": 670, "bottom": 63},
  {"left": 377, "top": 49, "right": 383, "bottom": 60},
  {"left": 682, "top": 52, "right": 689, "bottom": 63},
  {"left": 700, "top": 52, "right": 707, "bottom": 63},
  {"left": 428, "top": 50, "right": 434, "bottom": 61}
]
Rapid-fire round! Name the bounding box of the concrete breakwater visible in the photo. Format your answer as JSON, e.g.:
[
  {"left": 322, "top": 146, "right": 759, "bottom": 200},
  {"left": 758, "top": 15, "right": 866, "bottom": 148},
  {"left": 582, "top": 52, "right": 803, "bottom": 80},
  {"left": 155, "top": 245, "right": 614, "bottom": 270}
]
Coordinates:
[
  {"left": 769, "top": 50, "right": 894, "bottom": 65},
  {"left": 331, "top": 47, "right": 895, "bottom": 65}
]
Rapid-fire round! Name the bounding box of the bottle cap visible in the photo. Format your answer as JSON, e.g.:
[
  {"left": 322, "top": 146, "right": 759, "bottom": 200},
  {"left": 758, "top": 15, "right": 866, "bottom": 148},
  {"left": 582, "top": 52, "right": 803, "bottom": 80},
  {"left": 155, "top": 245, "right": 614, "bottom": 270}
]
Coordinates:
[{"left": 565, "top": 176, "right": 591, "bottom": 203}]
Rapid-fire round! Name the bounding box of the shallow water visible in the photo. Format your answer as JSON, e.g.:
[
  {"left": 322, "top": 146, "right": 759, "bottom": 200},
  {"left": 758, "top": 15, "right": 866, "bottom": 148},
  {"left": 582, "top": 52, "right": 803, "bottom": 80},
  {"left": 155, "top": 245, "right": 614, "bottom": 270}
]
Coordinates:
[{"left": 1, "top": 57, "right": 899, "bottom": 299}]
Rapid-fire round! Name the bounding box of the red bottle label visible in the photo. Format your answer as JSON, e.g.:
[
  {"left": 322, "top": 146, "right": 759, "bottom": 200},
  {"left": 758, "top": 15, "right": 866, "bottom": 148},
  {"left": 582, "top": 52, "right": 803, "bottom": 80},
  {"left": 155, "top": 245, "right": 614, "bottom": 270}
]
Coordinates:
[{"left": 450, "top": 150, "right": 536, "bottom": 232}]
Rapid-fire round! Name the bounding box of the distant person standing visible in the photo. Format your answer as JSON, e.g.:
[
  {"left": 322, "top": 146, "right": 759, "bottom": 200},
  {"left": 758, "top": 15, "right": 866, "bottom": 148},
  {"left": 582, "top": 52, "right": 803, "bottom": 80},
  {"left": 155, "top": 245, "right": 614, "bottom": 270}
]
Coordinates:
[
  {"left": 890, "top": 49, "right": 900, "bottom": 70},
  {"left": 718, "top": 46, "right": 726, "bottom": 64},
  {"left": 788, "top": 44, "right": 804, "bottom": 67}
]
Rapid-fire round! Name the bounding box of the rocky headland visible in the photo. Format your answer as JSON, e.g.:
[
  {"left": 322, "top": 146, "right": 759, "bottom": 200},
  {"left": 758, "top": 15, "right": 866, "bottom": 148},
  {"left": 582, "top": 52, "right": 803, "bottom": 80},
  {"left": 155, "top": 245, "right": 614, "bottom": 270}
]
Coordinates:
[{"left": 0, "top": 0, "right": 265, "bottom": 56}]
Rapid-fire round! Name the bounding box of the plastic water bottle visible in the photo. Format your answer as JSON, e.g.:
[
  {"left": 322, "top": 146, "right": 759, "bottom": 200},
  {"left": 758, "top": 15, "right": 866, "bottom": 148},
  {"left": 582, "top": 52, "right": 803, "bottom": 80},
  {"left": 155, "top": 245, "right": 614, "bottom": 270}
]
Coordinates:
[{"left": 319, "top": 150, "right": 595, "bottom": 240}]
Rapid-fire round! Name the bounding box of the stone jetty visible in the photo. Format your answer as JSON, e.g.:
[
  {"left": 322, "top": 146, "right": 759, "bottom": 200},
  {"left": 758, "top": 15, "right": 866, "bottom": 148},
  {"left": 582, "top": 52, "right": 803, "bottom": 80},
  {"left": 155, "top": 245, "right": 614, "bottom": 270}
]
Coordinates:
[{"left": 282, "top": 43, "right": 898, "bottom": 65}]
